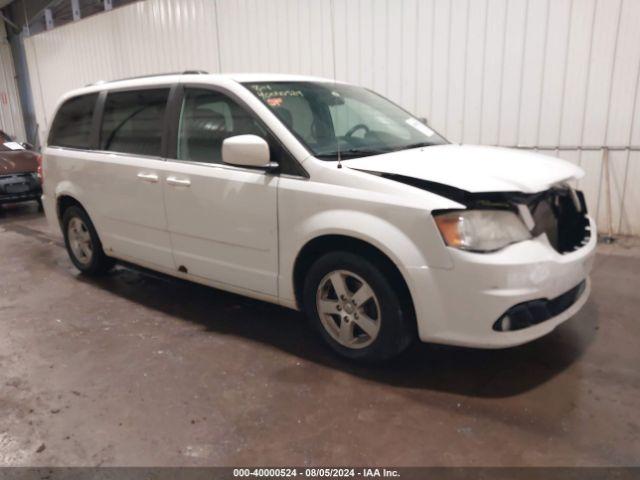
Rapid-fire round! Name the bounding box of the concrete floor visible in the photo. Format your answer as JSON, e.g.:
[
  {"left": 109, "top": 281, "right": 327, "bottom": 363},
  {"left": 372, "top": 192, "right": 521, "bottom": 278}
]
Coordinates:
[{"left": 0, "top": 202, "right": 639, "bottom": 467}]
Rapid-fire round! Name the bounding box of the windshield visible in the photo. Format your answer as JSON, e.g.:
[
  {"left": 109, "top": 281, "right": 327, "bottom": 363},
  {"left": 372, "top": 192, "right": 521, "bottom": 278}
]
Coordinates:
[{"left": 244, "top": 81, "right": 447, "bottom": 160}]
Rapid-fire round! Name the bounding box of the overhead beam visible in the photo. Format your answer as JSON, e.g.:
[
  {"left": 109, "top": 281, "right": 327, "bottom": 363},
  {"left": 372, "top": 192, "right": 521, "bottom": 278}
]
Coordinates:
[{"left": 0, "top": 11, "right": 20, "bottom": 32}]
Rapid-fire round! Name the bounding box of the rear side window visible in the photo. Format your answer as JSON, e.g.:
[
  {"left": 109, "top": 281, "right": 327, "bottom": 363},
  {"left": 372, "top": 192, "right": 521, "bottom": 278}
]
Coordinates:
[
  {"left": 100, "top": 89, "right": 169, "bottom": 157},
  {"left": 48, "top": 93, "right": 97, "bottom": 148}
]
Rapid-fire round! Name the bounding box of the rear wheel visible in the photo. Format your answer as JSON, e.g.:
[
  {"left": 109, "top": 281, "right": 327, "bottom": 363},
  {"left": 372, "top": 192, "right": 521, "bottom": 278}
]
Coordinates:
[
  {"left": 303, "top": 251, "right": 415, "bottom": 362},
  {"left": 62, "top": 206, "right": 114, "bottom": 275}
]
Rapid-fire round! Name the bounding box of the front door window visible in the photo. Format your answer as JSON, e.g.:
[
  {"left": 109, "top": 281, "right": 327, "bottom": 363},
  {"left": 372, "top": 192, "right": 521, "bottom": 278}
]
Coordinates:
[{"left": 177, "top": 89, "right": 265, "bottom": 164}]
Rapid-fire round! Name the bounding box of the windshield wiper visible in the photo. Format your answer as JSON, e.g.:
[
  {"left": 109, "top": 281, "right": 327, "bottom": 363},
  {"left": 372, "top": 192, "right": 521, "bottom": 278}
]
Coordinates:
[
  {"left": 316, "top": 147, "right": 390, "bottom": 159},
  {"left": 394, "top": 142, "right": 436, "bottom": 152}
]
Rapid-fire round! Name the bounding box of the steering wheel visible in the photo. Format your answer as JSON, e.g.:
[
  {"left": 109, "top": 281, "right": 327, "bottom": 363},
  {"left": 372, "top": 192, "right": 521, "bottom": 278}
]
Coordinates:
[{"left": 344, "top": 123, "right": 370, "bottom": 139}]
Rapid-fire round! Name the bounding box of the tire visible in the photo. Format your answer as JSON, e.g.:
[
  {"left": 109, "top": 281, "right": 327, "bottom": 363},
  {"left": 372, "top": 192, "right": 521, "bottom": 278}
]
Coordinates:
[
  {"left": 62, "top": 205, "right": 114, "bottom": 275},
  {"left": 303, "top": 251, "right": 415, "bottom": 362}
]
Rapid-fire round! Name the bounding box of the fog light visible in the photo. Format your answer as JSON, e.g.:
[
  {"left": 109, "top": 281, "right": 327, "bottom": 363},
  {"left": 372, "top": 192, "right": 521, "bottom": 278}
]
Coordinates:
[{"left": 498, "top": 315, "right": 511, "bottom": 332}]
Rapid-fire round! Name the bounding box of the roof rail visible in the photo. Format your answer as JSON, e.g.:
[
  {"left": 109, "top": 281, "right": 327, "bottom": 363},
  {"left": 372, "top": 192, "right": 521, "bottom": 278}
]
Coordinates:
[{"left": 87, "top": 70, "right": 208, "bottom": 87}]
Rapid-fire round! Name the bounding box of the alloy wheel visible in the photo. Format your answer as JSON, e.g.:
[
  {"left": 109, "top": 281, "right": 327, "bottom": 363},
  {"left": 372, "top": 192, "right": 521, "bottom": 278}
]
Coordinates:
[
  {"left": 316, "top": 269, "right": 381, "bottom": 349},
  {"left": 67, "top": 217, "right": 93, "bottom": 265}
]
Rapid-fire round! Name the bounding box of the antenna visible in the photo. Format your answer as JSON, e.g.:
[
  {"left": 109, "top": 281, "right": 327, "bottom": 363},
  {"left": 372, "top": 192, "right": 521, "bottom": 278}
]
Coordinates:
[
  {"left": 334, "top": 81, "right": 342, "bottom": 169},
  {"left": 330, "top": 0, "right": 342, "bottom": 170},
  {"left": 331, "top": 76, "right": 342, "bottom": 169}
]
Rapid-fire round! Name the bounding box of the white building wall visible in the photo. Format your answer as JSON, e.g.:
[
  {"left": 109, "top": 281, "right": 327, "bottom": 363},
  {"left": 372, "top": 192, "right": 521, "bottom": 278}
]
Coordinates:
[
  {"left": 23, "top": 0, "right": 640, "bottom": 235},
  {"left": 0, "top": 21, "right": 26, "bottom": 142}
]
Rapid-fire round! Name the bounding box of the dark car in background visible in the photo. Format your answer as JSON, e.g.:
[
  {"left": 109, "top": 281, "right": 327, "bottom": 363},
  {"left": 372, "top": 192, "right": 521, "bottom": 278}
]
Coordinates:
[{"left": 0, "top": 130, "right": 42, "bottom": 210}]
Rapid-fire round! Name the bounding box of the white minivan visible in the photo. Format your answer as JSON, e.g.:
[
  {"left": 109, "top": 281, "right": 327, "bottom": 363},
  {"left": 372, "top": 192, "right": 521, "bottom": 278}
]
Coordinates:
[{"left": 42, "top": 72, "right": 596, "bottom": 361}]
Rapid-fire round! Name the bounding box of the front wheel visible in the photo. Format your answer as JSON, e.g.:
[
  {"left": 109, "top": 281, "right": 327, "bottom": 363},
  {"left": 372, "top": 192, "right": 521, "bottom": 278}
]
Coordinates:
[
  {"left": 303, "top": 252, "right": 415, "bottom": 362},
  {"left": 62, "top": 206, "right": 114, "bottom": 275}
]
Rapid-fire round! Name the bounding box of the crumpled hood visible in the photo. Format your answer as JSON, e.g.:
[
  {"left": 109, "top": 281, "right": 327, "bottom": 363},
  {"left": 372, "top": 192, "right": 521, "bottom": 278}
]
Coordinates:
[{"left": 342, "top": 144, "right": 584, "bottom": 194}]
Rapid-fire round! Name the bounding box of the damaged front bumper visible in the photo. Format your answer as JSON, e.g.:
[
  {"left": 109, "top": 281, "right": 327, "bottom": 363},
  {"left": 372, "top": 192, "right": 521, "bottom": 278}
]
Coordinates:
[{"left": 408, "top": 216, "right": 597, "bottom": 348}]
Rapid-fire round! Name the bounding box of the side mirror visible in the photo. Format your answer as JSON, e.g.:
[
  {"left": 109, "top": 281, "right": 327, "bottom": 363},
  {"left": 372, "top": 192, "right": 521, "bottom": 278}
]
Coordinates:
[
  {"left": 222, "top": 135, "right": 276, "bottom": 169},
  {"left": 418, "top": 117, "right": 429, "bottom": 125},
  {"left": 22, "top": 142, "right": 34, "bottom": 150}
]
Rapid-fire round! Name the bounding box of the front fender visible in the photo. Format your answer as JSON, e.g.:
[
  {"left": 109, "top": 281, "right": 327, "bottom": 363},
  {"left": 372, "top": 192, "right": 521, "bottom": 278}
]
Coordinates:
[
  {"left": 278, "top": 207, "right": 453, "bottom": 307},
  {"left": 299, "top": 208, "right": 452, "bottom": 269}
]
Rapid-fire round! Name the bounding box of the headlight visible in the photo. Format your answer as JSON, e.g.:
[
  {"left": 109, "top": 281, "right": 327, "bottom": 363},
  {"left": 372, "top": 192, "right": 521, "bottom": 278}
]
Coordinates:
[{"left": 434, "top": 209, "right": 532, "bottom": 252}]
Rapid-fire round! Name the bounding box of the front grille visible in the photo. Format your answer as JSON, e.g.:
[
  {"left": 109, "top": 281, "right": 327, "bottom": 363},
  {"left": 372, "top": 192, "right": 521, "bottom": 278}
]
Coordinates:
[
  {"left": 527, "top": 187, "right": 590, "bottom": 253},
  {"left": 493, "top": 280, "right": 587, "bottom": 332}
]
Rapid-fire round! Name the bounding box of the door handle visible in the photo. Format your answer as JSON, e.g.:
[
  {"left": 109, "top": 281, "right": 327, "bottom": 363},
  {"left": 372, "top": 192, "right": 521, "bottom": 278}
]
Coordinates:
[
  {"left": 166, "top": 176, "right": 191, "bottom": 187},
  {"left": 137, "top": 172, "right": 159, "bottom": 183}
]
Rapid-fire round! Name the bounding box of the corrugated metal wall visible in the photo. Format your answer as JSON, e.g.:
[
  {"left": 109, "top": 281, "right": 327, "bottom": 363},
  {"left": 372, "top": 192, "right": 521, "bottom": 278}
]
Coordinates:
[
  {"left": 0, "top": 21, "right": 26, "bottom": 142},
  {"left": 23, "top": 0, "right": 640, "bottom": 235}
]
